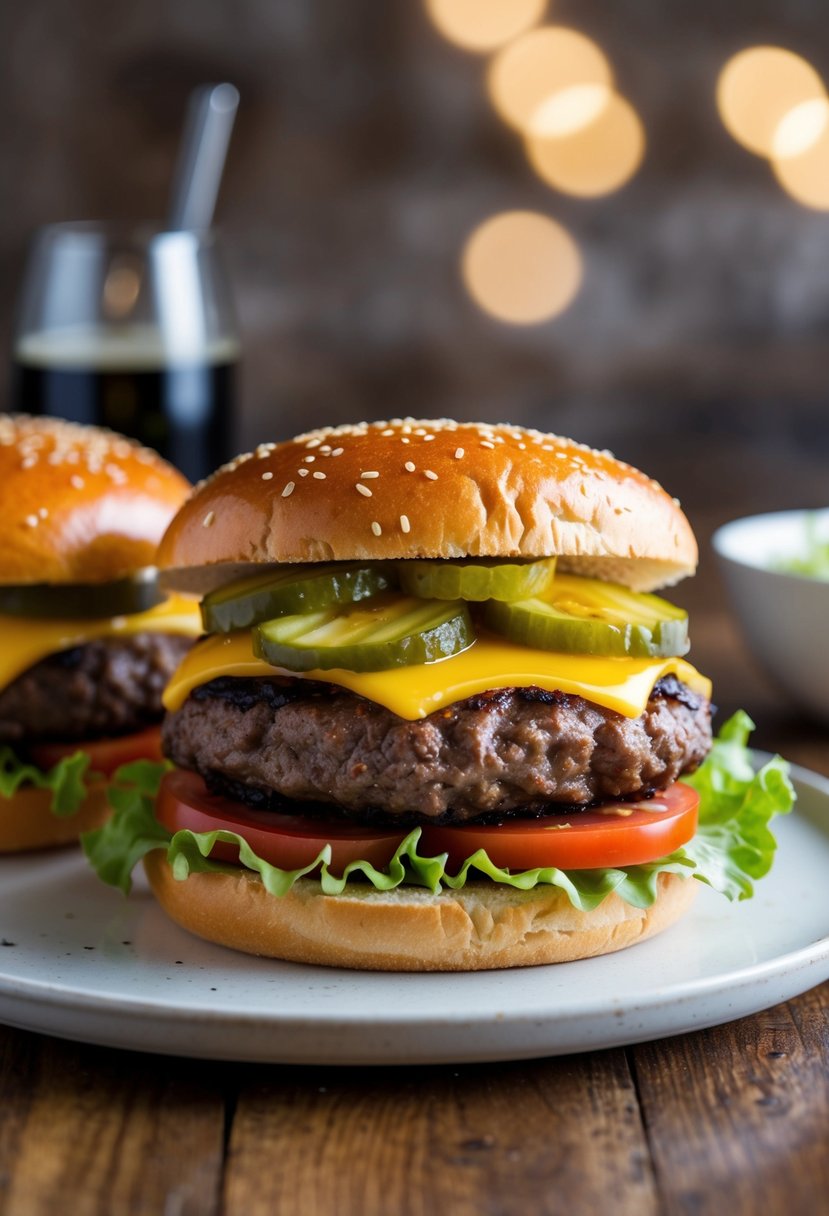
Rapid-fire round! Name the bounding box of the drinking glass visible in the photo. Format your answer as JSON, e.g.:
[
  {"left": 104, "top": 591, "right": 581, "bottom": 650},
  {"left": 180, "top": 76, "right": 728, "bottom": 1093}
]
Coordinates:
[{"left": 10, "top": 222, "right": 239, "bottom": 482}]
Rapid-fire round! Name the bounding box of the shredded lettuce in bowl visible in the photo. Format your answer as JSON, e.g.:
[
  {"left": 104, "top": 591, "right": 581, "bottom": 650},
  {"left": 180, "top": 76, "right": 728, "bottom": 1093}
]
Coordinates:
[
  {"left": 773, "top": 513, "right": 829, "bottom": 580},
  {"left": 83, "top": 711, "right": 794, "bottom": 913}
]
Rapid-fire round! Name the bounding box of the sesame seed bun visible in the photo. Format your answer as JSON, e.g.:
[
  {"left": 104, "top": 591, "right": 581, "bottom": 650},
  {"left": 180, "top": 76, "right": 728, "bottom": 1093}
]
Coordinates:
[
  {"left": 158, "top": 419, "right": 696, "bottom": 593},
  {"left": 0, "top": 415, "right": 191, "bottom": 584},
  {"left": 144, "top": 854, "right": 698, "bottom": 971}
]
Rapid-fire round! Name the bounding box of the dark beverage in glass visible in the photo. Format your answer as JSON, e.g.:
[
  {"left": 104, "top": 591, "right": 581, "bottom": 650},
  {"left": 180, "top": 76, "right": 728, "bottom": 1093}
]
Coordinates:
[{"left": 11, "top": 225, "right": 239, "bottom": 482}]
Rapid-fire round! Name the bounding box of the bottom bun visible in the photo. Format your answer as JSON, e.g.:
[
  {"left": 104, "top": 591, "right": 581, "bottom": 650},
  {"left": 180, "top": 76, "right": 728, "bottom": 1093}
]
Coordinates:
[
  {"left": 0, "top": 783, "right": 110, "bottom": 854},
  {"left": 143, "top": 854, "right": 698, "bottom": 971}
]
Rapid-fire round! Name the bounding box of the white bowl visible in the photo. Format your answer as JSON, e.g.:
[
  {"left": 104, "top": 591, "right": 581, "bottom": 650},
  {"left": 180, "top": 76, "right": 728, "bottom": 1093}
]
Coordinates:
[{"left": 712, "top": 508, "right": 829, "bottom": 722}]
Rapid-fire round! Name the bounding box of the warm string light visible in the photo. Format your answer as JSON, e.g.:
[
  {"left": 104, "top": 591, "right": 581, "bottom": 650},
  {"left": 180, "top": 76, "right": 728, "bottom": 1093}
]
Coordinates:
[
  {"left": 526, "top": 90, "right": 645, "bottom": 198},
  {"left": 718, "top": 46, "right": 829, "bottom": 210},
  {"left": 487, "top": 28, "right": 612, "bottom": 134},
  {"left": 426, "top": 7, "right": 647, "bottom": 324},
  {"left": 425, "top": 0, "right": 547, "bottom": 53},
  {"left": 462, "top": 211, "right": 582, "bottom": 324}
]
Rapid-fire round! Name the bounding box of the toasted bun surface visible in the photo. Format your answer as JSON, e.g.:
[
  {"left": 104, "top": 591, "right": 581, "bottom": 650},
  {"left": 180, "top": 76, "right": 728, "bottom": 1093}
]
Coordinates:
[
  {"left": 144, "top": 855, "right": 697, "bottom": 971},
  {"left": 0, "top": 415, "right": 190, "bottom": 584},
  {"left": 0, "top": 782, "right": 109, "bottom": 853},
  {"left": 158, "top": 420, "right": 697, "bottom": 593}
]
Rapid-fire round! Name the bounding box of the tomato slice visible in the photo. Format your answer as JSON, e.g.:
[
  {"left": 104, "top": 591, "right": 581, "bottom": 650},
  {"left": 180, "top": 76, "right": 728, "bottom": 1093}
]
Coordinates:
[
  {"left": 420, "top": 783, "right": 699, "bottom": 870},
  {"left": 155, "top": 769, "right": 699, "bottom": 875},
  {"left": 155, "top": 769, "right": 410, "bottom": 874},
  {"left": 30, "top": 725, "right": 165, "bottom": 777}
]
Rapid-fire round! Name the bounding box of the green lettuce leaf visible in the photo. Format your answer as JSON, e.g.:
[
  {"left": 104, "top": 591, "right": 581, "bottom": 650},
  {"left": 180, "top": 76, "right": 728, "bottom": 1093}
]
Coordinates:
[
  {"left": 0, "top": 745, "right": 92, "bottom": 817},
  {"left": 83, "top": 713, "right": 795, "bottom": 910},
  {"left": 678, "top": 710, "right": 795, "bottom": 900}
]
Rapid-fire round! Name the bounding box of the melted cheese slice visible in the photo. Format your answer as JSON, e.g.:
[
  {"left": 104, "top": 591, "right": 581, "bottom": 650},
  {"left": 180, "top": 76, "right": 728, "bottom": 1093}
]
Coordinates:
[
  {"left": 0, "top": 595, "right": 203, "bottom": 692},
  {"left": 163, "top": 629, "right": 712, "bottom": 721}
]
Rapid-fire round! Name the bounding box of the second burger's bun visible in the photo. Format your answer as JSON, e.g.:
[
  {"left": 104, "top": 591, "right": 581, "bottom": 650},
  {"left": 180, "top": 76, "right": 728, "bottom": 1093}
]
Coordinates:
[
  {"left": 0, "top": 414, "right": 191, "bottom": 584},
  {"left": 0, "top": 782, "right": 110, "bottom": 853},
  {"left": 144, "top": 854, "right": 697, "bottom": 971},
  {"left": 158, "top": 419, "right": 696, "bottom": 593}
]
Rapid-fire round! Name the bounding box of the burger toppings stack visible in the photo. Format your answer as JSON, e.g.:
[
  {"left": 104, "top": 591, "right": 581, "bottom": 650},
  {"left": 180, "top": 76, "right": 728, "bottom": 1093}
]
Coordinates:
[{"left": 85, "top": 420, "right": 794, "bottom": 970}]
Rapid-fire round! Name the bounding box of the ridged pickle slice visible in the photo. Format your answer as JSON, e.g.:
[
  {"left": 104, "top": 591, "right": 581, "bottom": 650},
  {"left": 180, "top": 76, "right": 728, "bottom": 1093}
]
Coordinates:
[
  {"left": 484, "top": 574, "right": 689, "bottom": 658},
  {"left": 201, "top": 563, "right": 394, "bottom": 633},
  {"left": 0, "top": 571, "right": 164, "bottom": 619},
  {"left": 397, "top": 557, "right": 557, "bottom": 602},
  {"left": 254, "top": 593, "right": 474, "bottom": 672}
]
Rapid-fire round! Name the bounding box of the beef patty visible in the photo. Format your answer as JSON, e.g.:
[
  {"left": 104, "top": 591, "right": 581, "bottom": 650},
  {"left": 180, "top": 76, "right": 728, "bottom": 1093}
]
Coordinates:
[
  {"left": 162, "top": 674, "right": 712, "bottom": 825},
  {"left": 0, "top": 633, "right": 193, "bottom": 745}
]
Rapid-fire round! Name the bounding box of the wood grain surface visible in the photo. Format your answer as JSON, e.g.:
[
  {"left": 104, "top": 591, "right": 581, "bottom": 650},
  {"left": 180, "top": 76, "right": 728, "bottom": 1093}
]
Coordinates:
[{"left": 0, "top": 602, "right": 826, "bottom": 1216}]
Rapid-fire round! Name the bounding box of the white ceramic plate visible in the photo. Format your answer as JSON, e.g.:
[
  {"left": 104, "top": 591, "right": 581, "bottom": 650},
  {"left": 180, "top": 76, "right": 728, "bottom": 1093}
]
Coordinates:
[{"left": 0, "top": 762, "right": 827, "bottom": 1065}]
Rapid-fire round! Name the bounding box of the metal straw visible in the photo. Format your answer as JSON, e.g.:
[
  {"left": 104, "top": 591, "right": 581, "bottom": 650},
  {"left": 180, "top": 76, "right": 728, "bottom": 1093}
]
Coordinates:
[{"left": 167, "top": 83, "right": 240, "bottom": 231}]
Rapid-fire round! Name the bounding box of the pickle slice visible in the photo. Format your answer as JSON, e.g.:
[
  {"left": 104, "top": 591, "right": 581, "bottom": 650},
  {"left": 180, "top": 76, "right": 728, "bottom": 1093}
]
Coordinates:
[
  {"left": 202, "top": 563, "right": 394, "bottom": 633},
  {"left": 397, "top": 557, "right": 557, "bottom": 602},
  {"left": 254, "top": 593, "right": 474, "bottom": 672},
  {"left": 484, "top": 574, "right": 689, "bottom": 658},
  {"left": 0, "top": 570, "right": 164, "bottom": 620}
]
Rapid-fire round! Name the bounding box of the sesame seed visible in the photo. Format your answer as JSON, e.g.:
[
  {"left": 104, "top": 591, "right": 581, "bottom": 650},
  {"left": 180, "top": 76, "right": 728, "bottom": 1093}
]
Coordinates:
[
  {"left": 404, "top": 461, "right": 416, "bottom": 472},
  {"left": 454, "top": 448, "right": 464, "bottom": 459},
  {"left": 282, "top": 481, "right": 296, "bottom": 498},
  {"left": 298, "top": 468, "right": 310, "bottom": 477},
  {"left": 70, "top": 475, "right": 84, "bottom": 489},
  {"left": 371, "top": 521, "right": 382, "bottom": 536},
  {"left": 480, "top": 441, "right": 494, "bottom": 450},
  {"left": 360, "top": 471, "right": 379, "bottom": 479},
  {"left": 331, "top": 448, "right": 344, "bottom": 456},
  {"left": 424, "top": 470, "right": 438, "bottom": 481},
  {"left": 400, "top": 514, "right": 411, "bottom": 534},
  {"left": 24, "top": 514, "right": 38, "bottom": 527},
  {"left": 261, "top": 471, "right": 274, "bottom": 481},
  {"left": 401, "top": 437, "right": 411, "bottom": 444},
  {"left": 303, "top": 455, "right": 316, "bottom": 464},
  {"left": 423, "top": 434, "right": 435, "bottom": 441},
  {"left": 356, "top": 483, "right": 373, "bottom": 497},
  {"left": 202, "top": 511, "right": 215, "bottom": 528},
  {"left": 38, "top": 507, "right": 48, "bottom": 519},
  {"left": 381, "top": 429, "right": 395, "bottom": 436},
  {"left": 21, "top": 455, "right": 37, "bottom": 469},
  {"left": 313, "top": 471, "right": 326, "bottom": 479},
  {"left": 305, "top": 438, "right": 322, "bottom": 449}
]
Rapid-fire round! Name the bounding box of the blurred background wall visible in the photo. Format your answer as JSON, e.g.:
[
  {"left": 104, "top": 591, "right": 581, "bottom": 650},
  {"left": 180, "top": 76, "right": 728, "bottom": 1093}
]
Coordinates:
[{"left": 1, "top": 0, "right": 829, "bottom": 533}]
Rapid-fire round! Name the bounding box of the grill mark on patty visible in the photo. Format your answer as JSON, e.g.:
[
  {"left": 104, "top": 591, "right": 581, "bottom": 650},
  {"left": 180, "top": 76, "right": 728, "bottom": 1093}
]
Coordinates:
[
  {"left": 164, "top": 673, "right": 713, "bottom": 826},
  {"left": 191, "top": 672, "right": 700, "bottom": 714}
]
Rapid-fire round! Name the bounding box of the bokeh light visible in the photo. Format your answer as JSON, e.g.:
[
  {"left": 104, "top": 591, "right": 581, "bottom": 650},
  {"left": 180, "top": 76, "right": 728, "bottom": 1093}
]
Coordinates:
[
  {"left": 488, "top": 28, "right": 612, "bottom": 135},
  {"left": 717, "top": 47, "right": 825, "bottom": 158},
  {"left": 461, "top": 211, "right": 582, "bottom": 324},
  {"left": 425, "top": 0, "right": 547, "bottom": 53},
  {"left": 773, "top": 113, "right": 829, "bottom": 209},
  {"left": 772, "top": 98, "right": 829, "bottom": 160},
  {"left": 526, "top": 92, "right": 645, "bottom": 197},
  {"left": 530, "top": 83, "right": 611, "bottom": 138}
]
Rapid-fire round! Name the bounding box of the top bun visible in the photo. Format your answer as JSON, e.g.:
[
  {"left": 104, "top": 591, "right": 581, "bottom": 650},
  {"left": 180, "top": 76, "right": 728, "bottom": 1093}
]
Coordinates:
[
  {"left": 0, "top": 415, "right": 191, "bottom": 584},
  {"left": 158, "top": 419, "right": 696, "bottom": 593}
]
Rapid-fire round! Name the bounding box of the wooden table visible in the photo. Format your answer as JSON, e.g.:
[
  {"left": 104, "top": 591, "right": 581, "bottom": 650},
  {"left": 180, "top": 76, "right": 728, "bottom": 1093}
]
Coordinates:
[{"left": 0, "top": 605, "right": 826, "bottom": 1216}]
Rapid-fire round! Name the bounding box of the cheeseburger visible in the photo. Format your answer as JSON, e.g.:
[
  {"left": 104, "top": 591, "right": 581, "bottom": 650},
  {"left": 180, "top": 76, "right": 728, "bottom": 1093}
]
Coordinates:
[
  {"left": 87, "top": 419, "right": 793, "bottom": 970},
  {"left": 0, "top": 415, "right": 202, "bottom": 851}
]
